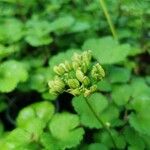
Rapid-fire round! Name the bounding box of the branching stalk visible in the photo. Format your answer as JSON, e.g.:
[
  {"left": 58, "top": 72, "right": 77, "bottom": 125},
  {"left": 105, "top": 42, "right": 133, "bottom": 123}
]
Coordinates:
[
  {"left": 85, "top": 97, "right": 117, "bottom": 148},
  {"left": 99, "top": 0, "right": 118, "bottom": 39}
]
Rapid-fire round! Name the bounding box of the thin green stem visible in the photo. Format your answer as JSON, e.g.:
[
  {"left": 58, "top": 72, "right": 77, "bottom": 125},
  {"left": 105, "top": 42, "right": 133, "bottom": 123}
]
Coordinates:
[
  {"left": 85, "top": 97, "right": 117, "bottom": 148},
  {"left": 99, "top": 0, "right": 118, "bottom": 39}
]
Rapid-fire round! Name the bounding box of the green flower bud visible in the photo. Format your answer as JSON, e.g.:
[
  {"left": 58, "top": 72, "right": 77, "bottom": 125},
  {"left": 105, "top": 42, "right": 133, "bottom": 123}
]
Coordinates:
[
  {"left": 53, "top": 66, "right": 63, "bottom": 75},
  {"left": 72, "top": 61, "right": 80, "bottom": 70},
  {"left": 96, "top": 63, "right": 105, "bottom": 77},
  {"left": 53, "top": 64, "right": 66, "bottom": 75},
  {"left": 48, "top": 77, "right": 65, "bottom": 93},
  {"left": 64, "top": 61, "right": 72, "bottom": 71},
  {"left": 84, "top": 89, "right": 91, "bottom": 97},
  {"left": 72, "top": 53, "right": 82, "bottom": 62},
  {"left": 82, "top": 76, "right": 90, "bottom": 86},
  {"left": 67, "top": 79, "right": 80, "bottom": 89},
  {"left": 82, "top": 50, "right": 92, "bottom": 66},
  {"left": 84, "top": 85, "right": 97, "bottom": 97},
  {"left": 90, "top": 85, "right": 97, "bottom": 92},
  {"left": 59, "top": 63, "right": 68, "bottom": 72},
  {"left": 91, "top": 63, "right": 105, "bottom": 80},
  {"left": 76, "top": 69, "right": 85, "bottom": 82},
  {"left": 81, "top": 62, "right": 88, "bottom": 73},
  {"left": 67, "top": 88, "right": 81, "bottom": 96}
]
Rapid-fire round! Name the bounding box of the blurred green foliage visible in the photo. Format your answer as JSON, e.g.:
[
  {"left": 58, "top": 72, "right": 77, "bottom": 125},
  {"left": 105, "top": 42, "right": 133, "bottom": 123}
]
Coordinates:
[{"left": 0, "top": 0, "right": 150, "bottom": 149}]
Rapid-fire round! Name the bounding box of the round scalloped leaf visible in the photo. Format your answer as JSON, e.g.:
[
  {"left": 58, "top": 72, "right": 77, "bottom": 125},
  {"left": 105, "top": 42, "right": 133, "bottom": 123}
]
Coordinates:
[
  {"left": 123, "top": 127, "right": 145, "bottom": 149},
  {"left": 0, "top": 18, "right": 24, "bottom": 43},
  {"left": 82, "top": 36, "right": 130, "bottom": 64},
  {"left": 25, "top": 19, "right": 53, "bottom": 46},
  {"left": 100, "top": 105, "right": 119, "bottom": 127},
  {"left": 0, "top": 128, "right": 31, "bottom": 149},
  {"left": 97, "top": 79, "right": 112, "bottom": 92},
  {"left": 72, "top": 93, "right": 108, "bottom": 128},
  {"left": 0, "top": 60, "right": 28, "bottom": 92},
  {"left": 31, "top": 101, "right": 55, "bottom": 123},
  {"left": 49, "top": 15, "right": 75, "bottom": 32},
  {"left": 130, "top": 77, "right": 150, "bottom": 98},
  {"left": 88, "top": 143, "right": 108, "bottom": 150},
  {"left": 94, "top": 130, "right": 126, "bottom": 149},
  {"left": 129, "top": 94, "right": 150, "bottom": 135},
  {"left": 107, "top": 66, "right": 131, "bottom": 83},
  {"left": 40, "top": 133, "right": 60, "bottom": 150},
  {"left": 23, "top": 118, "right": 45, "bottom": 141},
  {"left": 17, "top": 101, "right": 55, "bottom": 127},
  {"left": 0, "top": 44, "right": 19, "bottom": 59},
  {"left": 112, "top": 84, "right": 132, "bottom": 106},
  {"left": 17, "top": 107, "right": 36, "bottom": 127},
  {"left": 49, "top": 112, "right": 84, "bottom": 149},
  {"left": 28, "top": 67, "right": 53, "bottom": 92}
]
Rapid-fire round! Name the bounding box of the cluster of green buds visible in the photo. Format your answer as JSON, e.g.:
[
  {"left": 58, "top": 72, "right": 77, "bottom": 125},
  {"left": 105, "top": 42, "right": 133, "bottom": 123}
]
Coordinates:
[{"left": 48, "top": 50, "right": 105, "bottom": 97}]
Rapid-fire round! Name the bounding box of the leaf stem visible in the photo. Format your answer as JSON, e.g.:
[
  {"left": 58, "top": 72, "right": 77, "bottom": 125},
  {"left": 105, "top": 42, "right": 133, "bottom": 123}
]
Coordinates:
[
  {"left": 99, "top": 0, "right": 118, "bottom": 39},
  {"left": 85, "top": 97, "right": 117, "bottom": 148}
]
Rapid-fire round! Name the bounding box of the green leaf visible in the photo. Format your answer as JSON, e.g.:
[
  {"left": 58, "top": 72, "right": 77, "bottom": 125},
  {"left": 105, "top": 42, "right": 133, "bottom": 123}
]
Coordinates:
[
  {"left": 28, "top": 67, "right": 53, "bottom": 92},
  {"left": 87, "top": 143, "right": 108, "bottom": 150},
  {"left": 94, "top": 130, "right": 126, "bottom": 149},
  {"left": 40, "top": 133, "right": 59, "bottom": 150},
  {"left": 72, "top": 93, "right": 108, "bottom": 128},
  {"left": 100, "top": 105, "right": 119, "bottom": 127},
  {"left": 145, "top": 76, "right": 150, "bottom": 85},
  {"left": 70, "top": 21, "right": 90, "bottom": 33},
  {"left": 130, "top": 77, "right": 150, "bottom": 98},
  {"left": 17, "top": 101, "right": 55, "bottom": 127},
  {"left": 23, "top": 118, "right": 45, "bottom": 141},
  {"left": 49, "top": 112, "right": 84, "bottom": 149},
  {"left": 108, "top": 66, "right": 131, "bottom": 83},
  {"left": 0, "top": 18, "right": 24, "bottom": 44},
  {"left": 82, "top": 36, "right": 130, "bottom": 64},
  {"left": 124, "top": 127, "right": 145, "bottom": 150},
  {"left": 0, "top": 44, "right": 19, "bottom": 59},
  {"left": 0, "top": 128, "right": 31, "bottom": 149},
  {"left": 25, "top": 19, "right": 53, "bottom": 46},
  {"left": 0, "top": 60, "right": 28, "bottom": 92},
  {"left": 129, "top": 94, "right": 150, "bottom": 135},
  {"left": 31, "top": 101, "right": 55, "bottom": 123},
  {"left": 0, "top": 123, "right": 4, "bottom": 138},
  {"left": 16, "top": 106, "right": 36, "bottom": 127},
  {"left": 112, "top": 84, "right": 132, "bottom": 106},
  {"left": 97, "top": 79, "right": 112, "bottom": 92},
  {"left": 49, "top": 15, "right": 75, "bottom": 32}
]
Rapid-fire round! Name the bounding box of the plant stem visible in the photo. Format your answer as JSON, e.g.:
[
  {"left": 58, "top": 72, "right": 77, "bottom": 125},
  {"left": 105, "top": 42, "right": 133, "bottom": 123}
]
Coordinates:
[
  {"left": 99, "top": 0, "right": 118, "bottom": 39},
  {"left": 85, "top": 97, "right": 117, "bottom": 148}
]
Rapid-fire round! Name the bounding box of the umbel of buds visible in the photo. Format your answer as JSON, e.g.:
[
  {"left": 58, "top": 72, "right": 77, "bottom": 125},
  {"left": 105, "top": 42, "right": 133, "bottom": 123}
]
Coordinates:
[{"left": 48, "top": 50, "right": 105, "bottom": 97}]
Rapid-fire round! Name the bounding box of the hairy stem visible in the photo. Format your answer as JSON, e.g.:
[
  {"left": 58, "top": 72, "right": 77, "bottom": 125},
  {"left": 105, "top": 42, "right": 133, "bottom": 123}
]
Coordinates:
[
  {"left": 85, "top": 97, "right": 117, "bottom": 148},
  {"left": 99, "top": 0, "right": 118, "bottom": 39}
]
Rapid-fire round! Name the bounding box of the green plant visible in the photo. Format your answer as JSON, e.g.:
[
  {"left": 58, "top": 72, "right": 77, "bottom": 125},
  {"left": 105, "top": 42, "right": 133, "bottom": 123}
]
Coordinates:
[{"left": 0, "top": 0, "right": 149, "bottom": 150}]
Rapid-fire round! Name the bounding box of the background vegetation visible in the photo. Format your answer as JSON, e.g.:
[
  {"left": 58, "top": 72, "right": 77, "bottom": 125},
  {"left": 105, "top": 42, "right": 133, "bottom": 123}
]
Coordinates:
[{"left": 0, "top": 0, "right": 150, "bottom": 149}]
